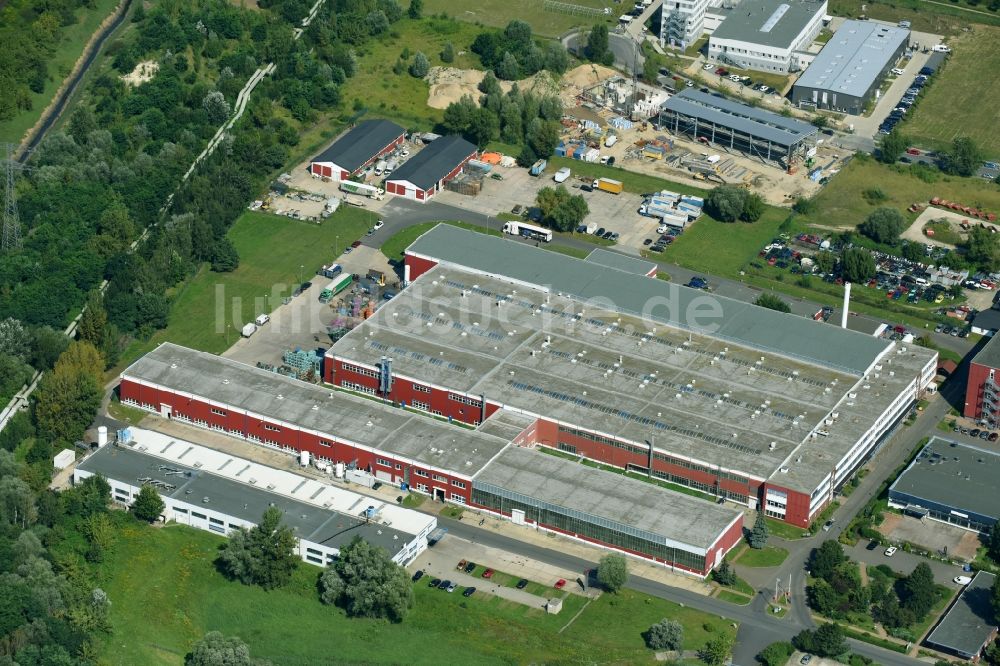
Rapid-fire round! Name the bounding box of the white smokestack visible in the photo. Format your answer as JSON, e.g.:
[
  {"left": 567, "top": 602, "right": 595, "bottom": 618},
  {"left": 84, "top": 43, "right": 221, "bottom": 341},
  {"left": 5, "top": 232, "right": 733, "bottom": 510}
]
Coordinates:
[
  {"left": 97, "top": 426, "right": 108, "bottom": 447},
  {"left": 403, "top": 263, "right": 411, "bottom": 285},
  {"left": 841, "top": 282, "right": 851, "bottom": 329}
]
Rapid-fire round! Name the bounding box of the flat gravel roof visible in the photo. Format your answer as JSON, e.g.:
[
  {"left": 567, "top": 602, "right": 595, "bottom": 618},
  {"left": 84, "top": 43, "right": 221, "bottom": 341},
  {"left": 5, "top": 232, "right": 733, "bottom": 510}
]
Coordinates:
[{"left": 473, "top": 446, "right": 742, "bottom": 552}]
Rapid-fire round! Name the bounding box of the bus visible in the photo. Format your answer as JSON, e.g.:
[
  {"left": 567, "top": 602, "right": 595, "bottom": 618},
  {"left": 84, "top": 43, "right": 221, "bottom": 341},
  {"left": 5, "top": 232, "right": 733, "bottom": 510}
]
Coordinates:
[{"left": 502, "top": 221, "right": 553, "bottom": 243}]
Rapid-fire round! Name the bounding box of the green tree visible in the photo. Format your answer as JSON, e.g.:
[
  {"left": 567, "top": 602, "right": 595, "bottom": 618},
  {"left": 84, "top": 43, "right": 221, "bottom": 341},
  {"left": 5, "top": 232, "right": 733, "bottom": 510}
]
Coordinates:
[
  {"left": 0, "top": 318, "right": 31, "bottom": 360},
  {"left": 900, "top": 562, "right": 937, "bottom": 620},
  {"left": 989, "top": 522, "right": 1000, "bottom": 564},
  {"left": 131, "top": 484, "right": 165, "bottom": 523},
  {"left": 597, "top": 552, "right": 628, "bottom": 593},
  {"left": 409, "top": 52, "right": 430, "bottom": 78},
  {"left": 859, "top": 207, "right": 906, "bottom": 245},
  {"left": 646, "top": 618, "right": 684, "bottom": 650},
  {"left": 713, "top": 560, "right": 737, "bottom": 586},
  {"left": 811, "top": 623, "right": 848, "bottom": 657},
  {"left": 757, "top": 641, "right": 794, "bottom": 666},
  {"left": 840, "top": 247, "right": 876, "bottom": 283},
  {"left": 815, "top": 250, "right": 836, "bottom": 274},
  {"left": 754, "top": 293, "right": 791, "bottom": 314},
  {"left": 34, "top": 341, "right": 104, "bottom": 445},
  {"left": 203, "top": 91, "right": 231, "bottom": 125},
  {"left": 442, "top": 94, "right": 476, "bottom": 135},
  {"left": 991, "top": 575, "right": 1000, "bottom": 623},
  {"left": 440, "top": 42, "right": 454, "bottom": 63},
  {"left": 811, "top": 115, "right": 828, "bottom": 129},
  {"left": 942, "top": 137, "right": 982, "bottom": 177},
  {"left": 741, "top": 192, "right": 765, "bottom": 222},
  {"left": 878, "top": 130, "right": 908, "bottom": 164},
  {"left": 526, "top": 119, "right": 560, "bottom": 159},
  {"left": 467, "top": 107, "right": 499, "bottom": 147},
  {"left": 211, "top": 238, "right": 240, "bottom": 273},
  {"left": 699, "top": 634, "right": 733, "bottom": 666},
  {"left": 497, "top": 51, "right": 520, "bottom": 80},
  {"left": 318, "top": 536, "right": 414, "bottom": 621},
  {"left": 748, "top": 510, "right": 770, "bottom": 548},
  {"left": 77, "top": 291, "right": 111, "bottom": 359},
  {"left": 585, "top": 24, "right": 610, "bottom": 63},
  {"left": 186, "top": 631, "right": 268, "bottom": 666},
  {"left": 218, "top": 506, "right": 298, "bottom": 589},
  {"left": 809, "top": 540, "right": 846, "bottom": 581},
  {"left": 705, "top": 186, "right": 748, "bottom": 223},
  {"left": 536, "top": 185, "right": 589, "bottom": 232},
  {"left": 965, "top": 226, "right": 1000, "bottom": 272},
  {"left": 407, "top": 0, "right": 423, "bottom": 19}
]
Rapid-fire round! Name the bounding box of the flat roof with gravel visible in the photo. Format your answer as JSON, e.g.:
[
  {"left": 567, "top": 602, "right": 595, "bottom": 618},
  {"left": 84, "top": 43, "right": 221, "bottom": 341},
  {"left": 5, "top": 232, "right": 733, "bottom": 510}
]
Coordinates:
[
  {"left": 122, "top": 343, "right": 510, "bottom": 478},
  {"left": 926, "top": 571, "right": 998, "bottom": 658},
  {"left": 711, "top": 0, "right": 826, "bottom": 50},
  {"left": 331, "top": 257, "right": 935, "bottom": 493},
  {"left": 474, "top": 446, "right": 742, "bottom": 552}
]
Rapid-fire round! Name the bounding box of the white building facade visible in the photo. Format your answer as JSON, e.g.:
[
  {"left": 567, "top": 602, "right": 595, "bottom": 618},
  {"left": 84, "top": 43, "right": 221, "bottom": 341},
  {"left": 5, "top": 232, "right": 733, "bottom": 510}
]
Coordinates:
[
  {"left": 708, "top": 0, "right": 827, "bottom": 73},
  {"left": 661, "top": 0, "right": 710, "bottom": 50}
]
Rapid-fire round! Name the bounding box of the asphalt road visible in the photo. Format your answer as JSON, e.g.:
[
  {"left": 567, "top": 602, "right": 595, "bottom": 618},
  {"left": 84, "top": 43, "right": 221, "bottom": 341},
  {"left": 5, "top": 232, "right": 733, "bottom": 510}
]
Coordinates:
[{"left": 375, "top": 198, "right": 973, "bottom": 358}]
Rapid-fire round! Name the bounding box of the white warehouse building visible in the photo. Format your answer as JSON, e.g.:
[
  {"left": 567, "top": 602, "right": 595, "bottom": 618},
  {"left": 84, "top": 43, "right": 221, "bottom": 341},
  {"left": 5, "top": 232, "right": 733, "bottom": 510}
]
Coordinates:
[
  {"left": 73, "top": 428, "right": 436, "bottom": 567},
  {"left": 708, "top": 0, "right": 827, "bottom": 73}
]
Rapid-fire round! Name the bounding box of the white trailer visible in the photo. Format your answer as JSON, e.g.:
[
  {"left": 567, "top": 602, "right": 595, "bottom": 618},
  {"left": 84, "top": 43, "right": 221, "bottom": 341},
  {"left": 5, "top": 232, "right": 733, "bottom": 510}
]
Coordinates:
[
  {"left": 339, "top": 181, "right": 384, "bottom": 200},
  {"left": 502, "top": 221, "right": 553, "bottom": 242}
]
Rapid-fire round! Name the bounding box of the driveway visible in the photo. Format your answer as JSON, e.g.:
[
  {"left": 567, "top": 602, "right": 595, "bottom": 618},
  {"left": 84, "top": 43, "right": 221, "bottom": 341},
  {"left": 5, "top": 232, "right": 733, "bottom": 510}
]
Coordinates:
[{"left": 844, "top": 539, "right": 966, "bottom": 585}]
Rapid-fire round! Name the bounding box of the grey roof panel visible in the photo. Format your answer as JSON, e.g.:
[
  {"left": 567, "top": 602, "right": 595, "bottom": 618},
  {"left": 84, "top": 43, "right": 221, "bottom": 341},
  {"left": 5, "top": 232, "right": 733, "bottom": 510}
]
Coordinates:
[
  {"left": 794, "top": 20, "right": 909, "bottom": 98},
  {"left": 926, "top": 571, "right": 998, "bottom": 657},
  {"left": 311, "top": 119, "right": 406, "bottom": 173},
  {"left": 661, "top": 89, "right": 817, "bottom": 147},
  {"left": 473, "top": 446, "right": 741, "bottom": 550},
  {"left": 889, "top": 438, "right": 1000, "bottom": 522},
  {"left": 585, "top": 248, "right": 657, "bottom": 276},
  {"left": 406, "top": 225, "right": 888, "bottom": 374},
  {"left": 972, "top": 331, "right": 1000, "bottom": 369},
  {"left": 78, "top": 445, "right": 417, "bottom": 554},
  {"left": 711, "top": 0, "right": 826, "bottom": 49},
  {"left": 387, "top": 135, "right": 477, "bottom": 191}
]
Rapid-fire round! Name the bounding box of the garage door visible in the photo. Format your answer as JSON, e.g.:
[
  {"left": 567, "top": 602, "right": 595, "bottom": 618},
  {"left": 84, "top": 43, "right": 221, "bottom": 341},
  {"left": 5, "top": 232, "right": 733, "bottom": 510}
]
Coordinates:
[{"left": 375, "top": 470, "right": 393, "bottom": 483}]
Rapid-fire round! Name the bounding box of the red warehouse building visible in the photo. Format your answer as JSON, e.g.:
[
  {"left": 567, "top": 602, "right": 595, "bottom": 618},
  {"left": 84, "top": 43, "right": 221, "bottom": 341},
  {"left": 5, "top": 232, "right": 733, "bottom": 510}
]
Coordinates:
[
  {"left": 309, "top": 119, "right": 406, "bottom": 180},
  {"left": 327, "top": 225, "right": 938, "bottom": 528},
  {"left": 964, "top": 334, "right": 1000, "bottom": 422},
  {"left": 117, "top": 343, "right": 745, "bottom": 576},
  {"left": 384, "top": 135, "right": 477, "bottom": 202}
]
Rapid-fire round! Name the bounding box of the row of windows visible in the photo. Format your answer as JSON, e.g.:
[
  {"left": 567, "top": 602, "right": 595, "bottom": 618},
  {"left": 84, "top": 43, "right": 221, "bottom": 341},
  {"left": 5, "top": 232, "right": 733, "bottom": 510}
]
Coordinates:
[
  {"left": 412, "top": 401, "right": 430, "bottom": 412},
  {"left": 471, "top": 488, "right": 706, "bottom": 572},
  {"left": 412, "top": 383, "right": 431, "bottom": 394},
  {"left": 211, "top": 407, "right": 226, "bottom": 416},
  {"left": 558, "top": 425, "right": 643, "bottom": 453},
  {"left": 264, "top": 424, "right": 280, "bottom": 432},
  {"left": 342, "top": 363, "right": 379, "bottom": 379},
  {"left": 448, "top": 393, "right": 482, "bottom": 407},
  {"left": 414, "top": 469, "right": 428, "bottom": 478},
  {"left": 342, "top": 381, "right": 376, "bottom": 395},
  {"left": 452, "top": 480, "right": 466, "bottom": 489}
]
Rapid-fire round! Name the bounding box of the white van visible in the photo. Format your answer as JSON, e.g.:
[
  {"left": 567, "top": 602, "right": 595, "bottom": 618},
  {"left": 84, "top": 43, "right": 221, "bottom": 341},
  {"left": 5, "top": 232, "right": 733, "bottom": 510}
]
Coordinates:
[{"left": 932, "top": 44, "right": 951, "bottom": 53}]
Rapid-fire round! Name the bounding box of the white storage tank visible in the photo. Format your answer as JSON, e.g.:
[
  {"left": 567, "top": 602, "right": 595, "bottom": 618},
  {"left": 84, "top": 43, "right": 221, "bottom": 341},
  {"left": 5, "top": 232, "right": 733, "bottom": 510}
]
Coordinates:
[
  {"left": 299, "top": 450, "right": 310, "bottom": 466},
  {"left": 97, "top": 426, "right": 108, "bottom": 447}
]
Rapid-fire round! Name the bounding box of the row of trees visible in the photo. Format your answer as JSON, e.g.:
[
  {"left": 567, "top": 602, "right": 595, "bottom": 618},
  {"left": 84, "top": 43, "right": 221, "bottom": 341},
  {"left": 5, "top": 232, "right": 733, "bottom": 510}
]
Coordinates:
[
  {"left": 705, "top": 186, "right": 765, "bottom": 223},
  {"left": 471, "top": 20, "right": 570, "bottom": 80},
  {"left": 878, "top": 130, "right": 982, "bottom": 178}
]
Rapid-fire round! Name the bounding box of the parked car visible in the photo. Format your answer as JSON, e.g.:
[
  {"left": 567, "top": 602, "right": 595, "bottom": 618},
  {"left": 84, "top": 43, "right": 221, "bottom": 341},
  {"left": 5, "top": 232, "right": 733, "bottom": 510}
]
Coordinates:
[
  {"left": 554, "top": 579, "right": 567, "bottom": 589},
  {"left": 482, "top": 568, "right": 494, "bottom": 579},
  {"left": 412, "top": 570, "right": 425, "bottom": 582},
  {"left": 463, "top": 561, "right": 476, "bottom": 573},
  {"left": 687, "top": 276, "right": 708, "bottom": 289},
  {"left": 429, "top": 577, "right": 442, "bottom": 588},
  {"left": 373, "top": 219, "right": 384, "bottom": 230},
  {"left": 801, "top": 655, "right": 813, "bottom": 665},
  {"left": 866, "top": 540, "right": 879, "bottom": 551},
  {"left": 462, "top": 586, "right": 476, "bottom": 597},
  {"left": 594, "top": 227, "right": 606, "bottom": 237},
  {"left": 954, "top": 576, "right": 973, "bottom": 585},
  {"left": 516, "top": 579, "right": 529, "bottom": 589},
  {"left": 990, "top": 432, "right": 999, "bottom": 442},
  {"left": 884, "top": 546, "right": 898, "bottom": 557},
  {"left": 822, "top": 519, "right": 835, "bottom": 532},
  {"left": 438, "top": 579, "right": 452, "bottom": 590}
]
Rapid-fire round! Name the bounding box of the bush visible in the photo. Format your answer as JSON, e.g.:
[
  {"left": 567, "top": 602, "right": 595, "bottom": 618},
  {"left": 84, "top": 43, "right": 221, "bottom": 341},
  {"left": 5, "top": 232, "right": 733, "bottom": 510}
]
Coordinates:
[
  {"left": 859, "top": 207, "right": 906, "bottom": 245},
  {"left": 757, "top": 641, "right": 794, "bottom": 666},
  {"left": 645, "top": 618, "right": 684, "bottom": 650}
]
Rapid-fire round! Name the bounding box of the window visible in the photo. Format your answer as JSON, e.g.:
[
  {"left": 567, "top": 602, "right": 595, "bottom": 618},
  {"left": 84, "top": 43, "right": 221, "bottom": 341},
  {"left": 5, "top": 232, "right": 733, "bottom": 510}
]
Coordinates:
[
  {"left": 306, "top": 554, "right": 323, "bottom": 564},
  {"left": 414, "top": 469, "right": 428, "bottom": 478},
  {"left": 558, "top": 443, "right": 577, "bottom": 455},
  {"left": 395, "top": 463, "right": 402, "bottom": 470},
  {"left": 342, "top": 381, "right": 376, "bottom": 396},
  {"left": 174, "top": 507, "right": 188, "bottom": 514},
  {"left": 450, "top": 494, "right": 467, "bottom": 504},
  {"left": 416, "top": 484, "right": 429, "bottom": 492},
  {"left": 448, "top": 393, "right": 482, "bottom": 407},
  {"left": 376, "top": 458, "right": 391, "bottom": 467},
  {"left": 451, "top": 479, "right": 466, "bottom": 489},
  {"left": 264, "top": 423, "right": 280, "bottom": 432},
  {"left": 433, "top": 474, "right": 448, "bottom": 483},
  {"left": 211, "top": 407, "right": 227, "bottom": 416},
  {"left": 192, "top": 512, "right": 207, "bottom": 519},
  {"left": 209, "top": 524, "right": 225, "bottom": 533},
  {"left": 318, "top": 440, "right": 330, "bottom": 447},
  {"left": 342, "top": 363, "right": 379, "bottom": 378},
  {"left": 209, "top": 517, "right": 224, "bottom": 525},
  {"left": 412, "top": 383, "right": 431, "bottom": 394},
  {"left": 412, "top": 401, "right": 430, "bottom": 412}
]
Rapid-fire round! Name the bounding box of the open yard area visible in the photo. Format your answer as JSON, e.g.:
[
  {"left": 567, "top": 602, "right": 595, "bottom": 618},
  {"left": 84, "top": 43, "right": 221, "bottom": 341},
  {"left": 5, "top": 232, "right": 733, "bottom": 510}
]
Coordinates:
[
  {"left": 349, "top": 17, "right": 483, "bottom": 131},
  {"left": 423, "top": 0, "right": 616, "bottom": 38},
  {"left": 118, "top": 208, "right": 373, "bottom": 367},
  {"left": 95, "top": 522, "right": 736, "bottom": 665},
  {"left": 828, "top": 0, "right": 1000, "bottom": 34},
  {"left": 903, "top": 26, "right": 1000, "bottom": 156},
  {"left": 658, "top": 209, "right": 789, "bottom": 277},
  {"left": 734, "top": 545, "right": 789, "bottom": 568}
]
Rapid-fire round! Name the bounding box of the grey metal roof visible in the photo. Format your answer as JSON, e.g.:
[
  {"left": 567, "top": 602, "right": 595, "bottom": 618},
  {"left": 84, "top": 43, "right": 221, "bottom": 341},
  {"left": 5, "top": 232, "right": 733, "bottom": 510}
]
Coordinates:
[
  {"left": 311, "top": 119, "right": 406, "bottom": 173},
  {"left": 661, "top": 89, "right": 817, "bottom": 147},
  {"left": 973, "top": 310, "right": 1000, "bottom": 337},
  {"left": 711, "top": 0, "right": 826, "bottom": 50},
  {"left": 794, "top": 20, "right": 909, "bottom": 98},
  {"left": 585, "top": 248, "right": 657, "bottom": 276},
  {"left": 926, "top": 571, "right": 998, "bottom": 657},
  {"left": 121, "top": 343, "right": 510, "bottom": 477},
  {"left": 406, "top": 225, "right": 888, "bottom": 374},
  {"left": 78, "top": 444, "right": 417, "bottom": 554},
  {"left": 973, "top": 331, "right": 1000, "bottom": 369},
  {"left": 473, "top": 446, "right": 742, "bottom": 551},
  {"left": 889, "top": 438, "right": 1000, "bottom": 523},
  {"left": 386, "top": 135, "right": 477, "bottom": 191}
]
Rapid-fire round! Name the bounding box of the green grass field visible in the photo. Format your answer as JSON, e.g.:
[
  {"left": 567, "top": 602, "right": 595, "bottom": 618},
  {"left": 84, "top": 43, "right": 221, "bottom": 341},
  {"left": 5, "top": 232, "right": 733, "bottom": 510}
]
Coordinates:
[
  {"left": 828, "top": 0, "right": 1000, "bottom": 34},
  {"left": 424, "top": 0, "right": 616, "bottom": 38},
  {"left": 660, "top": 209, "right": 788, "bottom": 276},
  {"left": 95, "top": 522, "right": 735, "bottom": 665},
  {"left": 118, "top": 208, "right": 373, "bottom": 367},
  {"left": 903, "top": 26, "right": 1000, "bottom": 156},
  {"left": 0, "top": 0, "right": 121, "bottom": 144},
  {"left": 734, "top": 545, "right": 789, "bottom": 568},
  {"left": 764, "top": 517, "right": 809, "bottom": 540},
  {"left": 547, "top": 156, "right": 710, "bottom": 198},
  {"left": 350, "top": 17, "right": 483, "bottom": 130},
  {"left": 716, "top": 589, "right": 752, "bottom": 605}
]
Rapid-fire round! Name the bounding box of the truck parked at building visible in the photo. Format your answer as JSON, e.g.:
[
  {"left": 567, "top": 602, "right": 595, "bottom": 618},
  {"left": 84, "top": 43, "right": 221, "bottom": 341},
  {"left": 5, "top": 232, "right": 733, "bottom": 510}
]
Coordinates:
[
  {"left": 502, "top": 221, "right": 553, "bottom": 242},
  {"left": 339, "top": 181, "right": 384, "bottom": 200},
  {"left": 592, "top": 178, "right": 623, "bottom": 194},
  {"left": 529, "top": 159, "right": 547, "bottom": 176},
  {"left": 319, "top": 273, "right": 354, "bottom": 303}
]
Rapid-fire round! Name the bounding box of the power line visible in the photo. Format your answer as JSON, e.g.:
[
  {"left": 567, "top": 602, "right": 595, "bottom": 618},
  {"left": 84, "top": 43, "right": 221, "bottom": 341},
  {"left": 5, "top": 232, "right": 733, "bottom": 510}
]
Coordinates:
[{"left": 1, "top": 143, "right": 29, "bottom": 252}]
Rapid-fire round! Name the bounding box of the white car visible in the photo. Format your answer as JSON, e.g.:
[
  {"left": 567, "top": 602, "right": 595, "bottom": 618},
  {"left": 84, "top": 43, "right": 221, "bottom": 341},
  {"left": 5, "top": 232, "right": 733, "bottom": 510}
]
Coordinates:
[
  {"left": 729, "top": 74, "right": 741, "bottom": 82},
  {"left": 953, "top": 576, "right": 973, "bottom": 585},
  {"left": 373, "top": 219, "right": 384, "bottom": 230},
  {"left": 891, "top": 68, "right": 905, "bottom": 75},
  {"left": 884, "top": 546, "right": 898, "bottom": 557},
  {"left": 703, "top": 63, "right": 714, "bottom": 70},
  {"left": 656, "top": 224, "right": 668, "bottom": 234}
]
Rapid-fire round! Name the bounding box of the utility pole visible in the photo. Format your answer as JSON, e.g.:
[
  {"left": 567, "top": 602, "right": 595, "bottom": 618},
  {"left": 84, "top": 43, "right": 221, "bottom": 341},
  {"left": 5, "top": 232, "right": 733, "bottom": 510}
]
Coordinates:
[{"left": 2, "top": 143, "right": 30, "bottom": 252}]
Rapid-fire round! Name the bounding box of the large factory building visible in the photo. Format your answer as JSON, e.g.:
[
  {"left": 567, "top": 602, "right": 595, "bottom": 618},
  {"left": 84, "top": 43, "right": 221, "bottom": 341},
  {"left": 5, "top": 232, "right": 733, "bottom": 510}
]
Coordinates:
[{"left": 326, "top": 225, "right": 937, "bottom": 528}]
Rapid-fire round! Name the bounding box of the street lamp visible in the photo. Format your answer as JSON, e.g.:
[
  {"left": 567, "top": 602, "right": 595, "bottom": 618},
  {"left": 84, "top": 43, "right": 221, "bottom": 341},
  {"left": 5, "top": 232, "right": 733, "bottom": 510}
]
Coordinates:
[{"left": 299, "top": 264, "right": 304, "bottom": 286}]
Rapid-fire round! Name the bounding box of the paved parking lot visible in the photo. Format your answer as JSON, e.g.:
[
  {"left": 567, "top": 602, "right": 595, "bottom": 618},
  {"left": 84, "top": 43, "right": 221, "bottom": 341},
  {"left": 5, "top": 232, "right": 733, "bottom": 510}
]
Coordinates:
[{"left": 877, "top": 514, "right": 981, "bottom": 562}]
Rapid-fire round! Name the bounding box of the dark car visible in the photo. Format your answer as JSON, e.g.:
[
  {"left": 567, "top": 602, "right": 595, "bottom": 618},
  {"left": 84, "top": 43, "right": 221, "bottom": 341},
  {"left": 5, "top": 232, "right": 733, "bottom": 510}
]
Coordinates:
[
  {"left": 429, "top": 578, "right": 442, "bottom": 588},
  {"left": 643, "top": 238, "right": 653, "bottom": 246},
  {"left": 990, "top": 432, "right": 999, "bottom": 442},
  {"left": 516, "top": 579, "right": 529, "bottom": 589},
  {"left": 970, "top": 428, "right": 981, "bottom": 437},
  {"left": 463, "top": 561, "right": 476, "bottom": 574},
  {"left": 462, "top": 587, "right": 476, "bottom": 597},
  {"left": 649, "top": 244, "right": 665, "bottom": 253},
  {"left": 351, "top": 240, "right": 362, "bottom": 248},
  {"left": 575, "top": 224, "right": 587, "bottom": 233},
  {"left": 687, "top": 277, "right": 708, "bottom": 289},
  {"left": 580, "top": 184, "right": 593, "bottom": 192},
  {"left": 602, "top": 231, "right": 614, "bottom": 240},
  {"left": 866, "top": 540, "right": 879, "bottom": 551},
  {"left": 900, "top": 157, "right": 912, "bottom": 164},
  {"left": 412, "top": 569, "right": 425, "bottom": 581},
  {"left": 594, "top": 227, "right": 606, "bottom": 237},
  {"left": 437, "top": 579, "right": 451, "bottom": 590}
]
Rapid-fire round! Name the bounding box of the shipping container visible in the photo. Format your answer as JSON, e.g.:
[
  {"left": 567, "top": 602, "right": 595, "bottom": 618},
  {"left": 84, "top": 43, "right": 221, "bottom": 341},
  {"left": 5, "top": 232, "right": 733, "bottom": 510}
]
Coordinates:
[{"left": 319, "top": 273, "right": 354, "bottom": 302}]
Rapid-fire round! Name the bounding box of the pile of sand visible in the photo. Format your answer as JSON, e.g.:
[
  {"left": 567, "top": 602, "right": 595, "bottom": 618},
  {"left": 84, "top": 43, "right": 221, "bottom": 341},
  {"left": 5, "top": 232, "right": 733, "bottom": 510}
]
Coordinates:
[
  {"left": 425, "top": 67, "right": 568, "bottom": 109},
  {"left": 120, "top": 60, "right": 159, "bottom": 88}
]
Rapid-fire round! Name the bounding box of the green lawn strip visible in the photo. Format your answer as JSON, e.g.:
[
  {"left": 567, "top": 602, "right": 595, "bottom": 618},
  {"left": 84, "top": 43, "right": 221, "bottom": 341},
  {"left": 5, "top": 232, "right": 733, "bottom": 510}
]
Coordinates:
[
  {"left": 106, "top": 399, "right": 149, "bottom": 426},
  {"left": 96, "top": 523, "right": 732, "bottom": 664},
  {"left": 734, "top": 545, "right": 789, "bottom": 568},
  {"left": 764, "top": 516, "right": 809, "bottom": 540},
  {"left": 467, "top": 565, "right": 555, "bottom": 597},
  {"left": 828, "top": 0, "right": 1000, "bottom": 34},
  {"left": 422, "top": 0, "right": 615, "bottom": 38},
  {"left": 537, "top": 446, "right": 582, "bottom": 462},
  {"left": 903, "top": 26, "right": 1000, "bottom": 155},
  {"left": 0, "top": 0, "right": 121, "bottom": 144},
  {"left": 665, "top": 209, "right": 789, "bottom": 277},
  {"left": 118, "top": 208, "right": 374, "bottom": 369},
  {"left": 401, "top": 493, "right": 426, "bottom": 508},
  {"left": 717, "top": 589, "right": 753, "bottom": 605},
  {"left": 838, "top": 625, "right": 908, "bottom": 654}
]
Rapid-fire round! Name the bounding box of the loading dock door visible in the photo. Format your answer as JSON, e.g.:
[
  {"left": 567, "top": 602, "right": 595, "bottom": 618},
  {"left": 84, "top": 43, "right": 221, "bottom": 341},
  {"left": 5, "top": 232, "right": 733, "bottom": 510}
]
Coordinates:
[{"left": 160, "top": 403, "right": 172, "bottom": 419}]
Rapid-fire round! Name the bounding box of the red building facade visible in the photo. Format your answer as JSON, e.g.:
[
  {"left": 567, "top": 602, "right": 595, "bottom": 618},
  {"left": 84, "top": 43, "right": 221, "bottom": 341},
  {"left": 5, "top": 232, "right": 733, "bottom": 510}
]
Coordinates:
[
  {"left": 965, "top": 359, "right": 998, "bottom": 421},
  {"left": 309, "top": 133, "right": 405, "bottom": 180}
]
